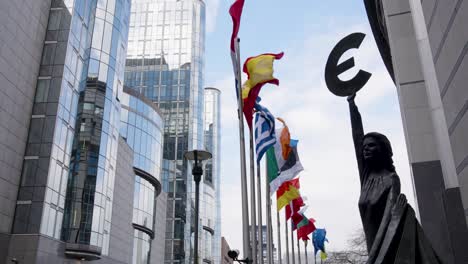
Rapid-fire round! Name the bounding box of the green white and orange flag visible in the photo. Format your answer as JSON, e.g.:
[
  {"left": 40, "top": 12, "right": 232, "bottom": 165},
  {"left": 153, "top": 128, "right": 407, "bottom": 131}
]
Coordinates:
[
  {"left": 266, "top": 118, "right": 304, "bottom": 194},
  {"left": 242, "top": 53, "right": 283, "bottom": 128}
]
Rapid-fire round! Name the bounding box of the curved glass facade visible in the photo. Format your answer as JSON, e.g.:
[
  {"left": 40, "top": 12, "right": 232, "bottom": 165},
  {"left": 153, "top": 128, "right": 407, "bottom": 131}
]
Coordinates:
[
  {"left": 125, "top": 0, "right": 206, "bottom": 263},
  {"left": 133, "top": 229, "right": 152, "bottom": 264},
  {"left": 120, "top": 87, "right": 164, "bottom": 263},
  {"left": 133, "top": 175, "right": 156, "bottom": 230},
  {"left": 61, "top": 0, "right": 131, "bottom": 255},
  {"left": 203, "top": 88, "right": 221, "bottom": 264},
  {"left": 120, "top": 88, "right": 164, "bottom": 178}
]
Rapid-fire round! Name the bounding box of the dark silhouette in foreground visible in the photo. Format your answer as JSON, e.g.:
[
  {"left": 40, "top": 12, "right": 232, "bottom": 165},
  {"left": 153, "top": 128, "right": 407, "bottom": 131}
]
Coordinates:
[{"left": 347, "top": 93, "right": 442, "bottom": 264}]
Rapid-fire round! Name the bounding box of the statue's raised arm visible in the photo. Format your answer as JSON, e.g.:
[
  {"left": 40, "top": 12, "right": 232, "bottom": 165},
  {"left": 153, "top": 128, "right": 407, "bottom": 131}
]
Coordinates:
[{"left": 347, "top": 93, "right": 365, "bottom": 185}]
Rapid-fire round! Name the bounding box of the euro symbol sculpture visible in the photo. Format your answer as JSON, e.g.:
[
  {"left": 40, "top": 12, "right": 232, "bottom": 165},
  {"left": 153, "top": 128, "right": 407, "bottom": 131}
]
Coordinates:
[{"left": 325, "top": 32, "right": 372, "bottom": 97}]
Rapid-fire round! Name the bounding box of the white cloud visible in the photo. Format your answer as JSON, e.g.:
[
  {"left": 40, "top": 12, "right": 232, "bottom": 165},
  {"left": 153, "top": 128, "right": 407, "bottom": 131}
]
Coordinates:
[{"left": 215, "top": 20, "right": 415, "bottom": 255}]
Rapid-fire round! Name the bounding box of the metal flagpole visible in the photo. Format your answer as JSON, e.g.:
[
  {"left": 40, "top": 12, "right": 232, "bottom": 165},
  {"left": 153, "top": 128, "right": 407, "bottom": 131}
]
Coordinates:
[
  {"left": 249, "top": 125, "right": 257, "bottom": 264},
  {"left": 235, "top": 38, "right": 251, "bottom": 261},
  {"left": 272, "top": 201, "right": 278, "bottom": 264},
  {"left": 304, "top": 241, "right": 309, "bottom": 264},
  {"left": 291, "top": 222, "right": 295, "bottom": 264},
  {"left": 257, "top": 165, "right": 264, "bottom": 263},
  {"left": 284, "top": 217, "right": 290, "bottom": 264},
  {"left": 276, "top": 211, "right": 289, "bottom": 264},
  {"left": 266, "top": 162, "right": 272, "bottom": 264},
  {"left": 297, "top": 237, "right": 301, "bottom": 264}
]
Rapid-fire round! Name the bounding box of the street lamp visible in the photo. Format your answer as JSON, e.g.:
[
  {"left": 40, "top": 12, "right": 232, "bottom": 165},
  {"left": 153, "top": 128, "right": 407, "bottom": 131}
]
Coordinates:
[{"left": 184, "top": 149, "right": 212, "bottom": 264}]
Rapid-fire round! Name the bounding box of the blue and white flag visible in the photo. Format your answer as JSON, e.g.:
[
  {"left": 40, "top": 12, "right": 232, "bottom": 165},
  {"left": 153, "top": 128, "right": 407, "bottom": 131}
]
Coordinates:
[{"left": 254, "top": 101, "right": 276, "bottom": 164}]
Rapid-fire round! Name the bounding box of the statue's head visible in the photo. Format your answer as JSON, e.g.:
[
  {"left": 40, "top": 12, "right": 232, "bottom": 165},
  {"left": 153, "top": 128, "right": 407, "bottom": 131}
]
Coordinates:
[{"left": 363, "top": 132, "right": 395, "bottom": 172}]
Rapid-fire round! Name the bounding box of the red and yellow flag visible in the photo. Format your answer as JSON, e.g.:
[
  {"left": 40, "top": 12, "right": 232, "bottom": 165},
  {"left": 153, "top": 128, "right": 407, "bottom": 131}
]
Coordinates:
[
  {"left": 242, "top": 52, "right": 283, "bottom": 127},
  {"left": 277, "top": 178, "right": 300, "bottom": 211}
]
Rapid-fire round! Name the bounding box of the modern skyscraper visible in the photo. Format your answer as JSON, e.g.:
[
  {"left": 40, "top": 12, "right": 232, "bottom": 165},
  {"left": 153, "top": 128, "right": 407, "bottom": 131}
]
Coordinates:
[
  {"left": 0, "top": 0, "right": 166, "bottom": 263},
  {"left": 364, "top": 0, "right": 468, "bottom": 263},
  {"left": 203, "top": 87, "right": 221, "bottom": 264},
  {"left": 124, "top": 0, "right": 206, "bottom": 263}
]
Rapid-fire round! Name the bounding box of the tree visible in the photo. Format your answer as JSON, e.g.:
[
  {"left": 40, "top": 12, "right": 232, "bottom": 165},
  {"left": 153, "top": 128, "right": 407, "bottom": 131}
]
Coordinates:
[{"left": 325, "top": 229, "right": 368, "bottom": 264}]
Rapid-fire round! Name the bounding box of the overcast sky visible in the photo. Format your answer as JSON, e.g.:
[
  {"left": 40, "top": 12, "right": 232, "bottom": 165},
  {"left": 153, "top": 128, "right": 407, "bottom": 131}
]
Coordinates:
[{"left": 203, "top": 0, "right": 417, "bottom": 254}]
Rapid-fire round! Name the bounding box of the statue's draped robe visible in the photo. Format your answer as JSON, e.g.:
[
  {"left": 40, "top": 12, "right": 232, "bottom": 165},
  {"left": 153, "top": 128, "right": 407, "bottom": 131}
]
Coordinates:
[{"left": 349, "top": 101, "right": 442, "bottom": 264}]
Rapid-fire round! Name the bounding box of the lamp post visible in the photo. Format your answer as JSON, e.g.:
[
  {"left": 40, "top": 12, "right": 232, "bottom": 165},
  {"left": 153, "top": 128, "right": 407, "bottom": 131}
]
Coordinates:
[{"left": 184, "top": 150, "right": 212, "bottom": 264}]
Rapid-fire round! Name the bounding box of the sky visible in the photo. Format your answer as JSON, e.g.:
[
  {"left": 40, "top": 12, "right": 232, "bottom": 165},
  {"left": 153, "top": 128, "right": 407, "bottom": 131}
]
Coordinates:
[{"left": 203, "top": 0, "right": 417, "bottom": 254}]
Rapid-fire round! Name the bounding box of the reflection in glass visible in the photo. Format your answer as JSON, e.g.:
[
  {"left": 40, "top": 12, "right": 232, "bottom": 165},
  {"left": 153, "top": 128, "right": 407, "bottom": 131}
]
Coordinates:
[
  {"left": 61, "top": 0, "right": 131, "bottom": 255},
  {"left": 133, "top": 176, "right": 155, "bottom": 229},
  {"left": 125, "top": 0, "right": 206, "bottom": 262},
  {"left": 133, "top": 230, "right": 151, "bottom": 264}
]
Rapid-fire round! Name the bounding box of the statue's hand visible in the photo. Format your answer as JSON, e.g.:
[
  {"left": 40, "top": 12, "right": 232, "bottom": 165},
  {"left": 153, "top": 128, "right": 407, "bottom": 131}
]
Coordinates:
[
  {"left": 391, "top": 194, "right": 407, "bottom": 219},
  {"left": 347, "top": 93, "right": 356, "bottom": 102}
]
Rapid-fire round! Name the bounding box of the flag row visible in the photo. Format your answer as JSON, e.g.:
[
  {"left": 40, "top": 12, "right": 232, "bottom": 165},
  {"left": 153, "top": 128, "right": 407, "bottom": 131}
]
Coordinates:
[{"left": 229, "top": 0, "right": 329, "bottom": 260}]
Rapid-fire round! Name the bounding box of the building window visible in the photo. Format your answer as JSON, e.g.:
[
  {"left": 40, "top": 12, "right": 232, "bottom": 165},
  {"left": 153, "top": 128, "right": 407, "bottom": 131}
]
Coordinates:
[
  {"left": 133, "top": 229, "right": 151, "bottom": 264},
  {"left": 133, "top": 175, "right": 155, "bottom": 229}
]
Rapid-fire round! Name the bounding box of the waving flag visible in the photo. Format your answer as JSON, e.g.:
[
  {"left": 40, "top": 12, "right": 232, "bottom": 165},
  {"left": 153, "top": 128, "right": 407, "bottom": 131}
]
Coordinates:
[
  {"left": 242, "top": 53, "right": 283, "bottom": 127},
  {"left": 276, "top": 179, "right": 301, "bottom": 211},
  {"left": 291, "top": 211, "right": 306, "bottom": 231},
  {"left": 313, "top": 229, "right": 328, "bottom": 260},
  {"left": 267, "top": 120, "right": 304, "bottom": 194},
  {"left": 229, "top": 0, "right": 245, "bottom": 53},
  {"left": 286, "top": 196, "right": 305, "bottom": 220},
  {"left": 229, "top": 0, "right": 245, "bottom": 98},
  {"left": 254, "top": 100, "right": 276, "bottom": 164},
  {"left": 297, "top": 218, "right": 316, "bottom": 241}
]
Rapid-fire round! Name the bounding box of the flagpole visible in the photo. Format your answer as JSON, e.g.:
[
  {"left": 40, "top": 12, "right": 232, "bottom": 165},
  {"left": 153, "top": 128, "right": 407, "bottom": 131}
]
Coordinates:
[
  {"left": 249, "top": 124, "right": 258, "bottom": 264},
  {"left": 257, "top": 165, "right": 264, "bottom": 263},
  {"left": 285, "top": 217, "right": 290, "bottom": 264},
  {"left": 270, "top": 208, "right": 282, "bottom": 264},
  {"left": 304, "top": 242, "right": 309, "bottom": 264},
  {"left": 235, "top": 38, "right": 251, "bottom": 262},
  {"left": 297, "top": 236, "right": 301, "bottom": 264},
  {"left": 291, "top": 222, "right": 296, "bottom": 264},
  {"left": 266, "top": 176, "right": 272, "bottom": 264},
  {"left": 268, "top": 199, "right": 274, "bottom": 264}
]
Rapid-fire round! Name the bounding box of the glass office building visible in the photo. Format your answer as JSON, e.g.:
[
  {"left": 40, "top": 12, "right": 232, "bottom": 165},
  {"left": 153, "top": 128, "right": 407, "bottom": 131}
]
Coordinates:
[
  {"left": 124, "top": 0, "right": 206, "bottom": 262},
  {"left": 10, "top": 0, "right": 131, "bottom": 257},
  {"left": 0, "top": 0, "right": 174, "bottom": 262},
  {"left": 60, "top": 0, "right": 131, "bottom": 258},
  {"left": 203, "top": 88, "right": 221, "bottom": 264},
  {"left": 120, "top": 87, "right": 165, "bottom": 264}
]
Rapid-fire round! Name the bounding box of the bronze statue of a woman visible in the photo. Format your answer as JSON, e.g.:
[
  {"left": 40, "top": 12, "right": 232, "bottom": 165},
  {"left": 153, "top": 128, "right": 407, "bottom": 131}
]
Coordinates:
[{"left": 347, "top": 93, "right": 442, "bottom": 264}]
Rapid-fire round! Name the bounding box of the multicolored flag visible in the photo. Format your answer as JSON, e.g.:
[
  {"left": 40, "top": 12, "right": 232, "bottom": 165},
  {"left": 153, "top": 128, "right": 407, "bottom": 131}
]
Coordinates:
[
  {"left": 276, "top": 179, "right": 301, "bottom": 211},
  {"left": 242, "top": 53, "right": 283, "bottom": 127},
  {"left": 254, "top": 100, "right": 276, "bottom": 164},
  {"left": 313, "top": 229, "right": 328, "bottom": 260},
  {"left": 291, "top": 211, "right": 306, "bottom": 231},
  {"left": 297, "top": 218, "right": 316, "bottom": 241},
  {"left": 229, "top": 0, "right": 245, "bottom": 97},
  {"left": 266, "top": 120, "right": 304, "bottom": 194}
]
